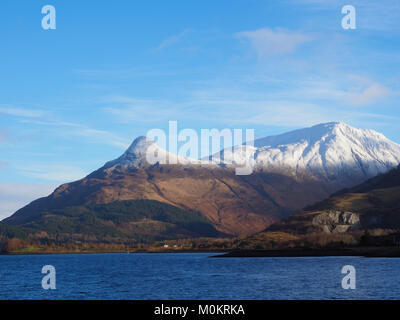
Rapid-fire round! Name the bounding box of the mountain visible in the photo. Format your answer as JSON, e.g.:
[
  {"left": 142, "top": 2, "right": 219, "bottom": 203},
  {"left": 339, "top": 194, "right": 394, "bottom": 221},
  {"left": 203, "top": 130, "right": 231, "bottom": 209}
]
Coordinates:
[
  {"left": 266, "top": 165, "right": 400, "bottom": 235},
  {"left": 2, "top": 122, "right": 400, "bottom": 239},
  {"left": 215, "top": 122, "right": 400, "bottom": 185}
]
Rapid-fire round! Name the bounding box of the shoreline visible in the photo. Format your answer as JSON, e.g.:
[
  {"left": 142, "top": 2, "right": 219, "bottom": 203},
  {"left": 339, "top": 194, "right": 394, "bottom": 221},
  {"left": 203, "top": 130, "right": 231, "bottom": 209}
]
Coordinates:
[
  {"left": 2, "top": 247, "right": 400, "bottom": 257},
  {"left": 0, "top": 249, "right": 227, "bottom": 256},
  {"left": 212, "top": 247, "right": 400, "bottom": 258}
]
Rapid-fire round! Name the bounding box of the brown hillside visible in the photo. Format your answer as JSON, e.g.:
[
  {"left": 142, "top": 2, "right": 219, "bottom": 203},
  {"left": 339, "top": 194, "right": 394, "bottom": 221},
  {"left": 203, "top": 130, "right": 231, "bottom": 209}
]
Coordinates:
[{"left": 4, "top": 164, "right": 337, "bottom": 236}]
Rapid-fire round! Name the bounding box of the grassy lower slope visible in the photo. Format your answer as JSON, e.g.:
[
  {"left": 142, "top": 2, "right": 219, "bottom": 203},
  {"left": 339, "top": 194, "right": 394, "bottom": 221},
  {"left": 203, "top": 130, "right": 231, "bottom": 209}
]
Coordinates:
[{"left": 1, "top": 200, "right": 225, "bottom": 242}]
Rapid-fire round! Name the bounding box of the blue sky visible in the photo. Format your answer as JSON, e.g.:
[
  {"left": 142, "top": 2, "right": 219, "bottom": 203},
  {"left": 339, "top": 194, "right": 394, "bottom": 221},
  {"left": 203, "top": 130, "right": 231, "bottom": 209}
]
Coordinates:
[{"left": 0, "top": 0, "right": 399, "bottom": 219}]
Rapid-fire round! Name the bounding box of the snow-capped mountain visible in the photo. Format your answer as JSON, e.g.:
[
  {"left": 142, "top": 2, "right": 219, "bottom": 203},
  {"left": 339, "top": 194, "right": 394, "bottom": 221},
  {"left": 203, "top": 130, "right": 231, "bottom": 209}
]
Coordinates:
[
  {"left": 102, "top": 122, "right": 400, "bottom": 187},
  {"left": 214, "top": 122, "right": 400, "bottom": 182},
  {"left": 6, "top": 122, "right": 400, "bottom": 237}
]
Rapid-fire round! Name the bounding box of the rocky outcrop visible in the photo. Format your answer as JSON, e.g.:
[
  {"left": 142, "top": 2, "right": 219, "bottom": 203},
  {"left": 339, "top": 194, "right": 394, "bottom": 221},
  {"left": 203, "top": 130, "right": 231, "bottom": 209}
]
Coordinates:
[{"left": 312, "top": 211, "right": 360, "bottom": 233}]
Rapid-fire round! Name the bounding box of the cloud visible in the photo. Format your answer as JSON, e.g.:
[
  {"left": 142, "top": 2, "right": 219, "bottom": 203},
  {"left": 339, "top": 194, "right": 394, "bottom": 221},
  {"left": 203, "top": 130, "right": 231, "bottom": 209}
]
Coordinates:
[
  {"left": 101, "top": 93, "right": 334, "bottom": 128},
  {"left": 20, "top": 119, "right": 130, "bottom": 150},
  {"left": 235, "top": 27, "right": 313, "bottom": 57},
  {"left": 0, "top": 106, "right": 45, "bottom": 118},
  {"left": 0, "top": 182, "right": 57, "bottom": 220},
  {"left": 0, "top": 102, "right": 129, "bottom": 150},
  {"left": 17, "top": 164, "right": 88, "bottom": 182},
  {"left": 348, "top": 82, "right": 390, "bottom": 106},
  {"left": 100, "top": 72, "right": 394, "bottom": 131},
  {"left": 68, "top": 127, "right": 130, "bottom": 149},
  {"left": 155, "top": 29, "right": 191, "bottom": 51},
  {"left": 267, "top": 75, "right": 392, "bottom": 108},
  {"left": 102, "top": 95, "right": 182, "bottom": 123}
]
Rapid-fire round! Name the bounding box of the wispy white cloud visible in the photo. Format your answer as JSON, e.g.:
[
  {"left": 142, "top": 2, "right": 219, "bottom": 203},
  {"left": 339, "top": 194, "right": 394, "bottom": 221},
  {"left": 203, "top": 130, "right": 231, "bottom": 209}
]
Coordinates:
[
  {"left": 101, "top": 93, "right": 333, "bottom": 128},
  {"left": 68, "top": 127, "right": 130, "bottom": 149},
  {"left": 235, "top": 28, "right": 313, "bottom": 57},
  {"left": 0, "top": 106, "right": 46, "bottom": 118},
  {"left": 347, "top": 75, "right": 392, "bottom": 106},
  {"left": 102, "top": 95, "right": 182, "bottom": 123},
  {"left": 101, "top": 71, "right": 394, "bottom": 129},
  {"left": 19, "top": 119, "right": 78, "bottom": 127},
  {"left": 73, "top": 65, "right": 182, "bottom": 80},
  {"left": 0, "top": 182, "right": 57, "bottom": 220},
  {"left": 268, "top": 75, "right": 392, "bottom": 107},
  {"left": 0, "top": 103, "right": 129, "bottom": 150},
  {"left": 348, "top": 82, "right": 390, "bottom": 106},
  {"left": 154, "top": 29, "right": 191, "bottom": 51},
  {"left": 16, "top": 164, "right": 88, "bottom": 182},
  {"left": 19, "top": 118, "right": 130, "bottom": 150}
]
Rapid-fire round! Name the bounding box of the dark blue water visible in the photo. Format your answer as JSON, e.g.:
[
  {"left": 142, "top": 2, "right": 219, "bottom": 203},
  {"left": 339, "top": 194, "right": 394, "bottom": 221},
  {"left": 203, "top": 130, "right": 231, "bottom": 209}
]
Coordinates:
[{"left": 0, "top": 253, "right": 399, "bottom": 299}]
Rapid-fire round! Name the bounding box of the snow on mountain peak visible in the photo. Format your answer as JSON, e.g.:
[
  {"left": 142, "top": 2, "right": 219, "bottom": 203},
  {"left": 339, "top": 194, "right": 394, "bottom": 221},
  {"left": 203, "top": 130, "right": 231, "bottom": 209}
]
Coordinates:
[
  {"left": 254, "top": 122, "right": 360, "bottom": 149},
  {"left": 103, "top": 136, "right": 211, "bottom": 170},
  {"left": 125, "top": 136, "right": 157, "bottom": 156},
  {"left": 218, "top": 122, "right": 400, "bottom": 183},
  {"left": 103, "top": 122, "right": 400, "bottom": 185},
  {"left": 102, "top": 136, "right": 157, "bottom": 169}
]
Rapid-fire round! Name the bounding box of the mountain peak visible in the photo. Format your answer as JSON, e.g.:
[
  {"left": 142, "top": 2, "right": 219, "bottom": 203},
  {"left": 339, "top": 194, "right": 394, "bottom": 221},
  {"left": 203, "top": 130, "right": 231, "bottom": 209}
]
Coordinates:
[
  {"left": 104, "top": 135, "right": 209, "bottom": 170},
  {"left": 254, "top": 122, "right": 387, "bottom": 148},
  {"left": 103, "top": 136, "right": 159, "bottom": 169},
  {"left": 314, "top": 121, "right": 350, "bottom": 132},
  {"left": 215, "top": 122, "right": 400, "bottom": 184},
  {"left": 125, "top": 136, "right": 157, "bottom": 155}
]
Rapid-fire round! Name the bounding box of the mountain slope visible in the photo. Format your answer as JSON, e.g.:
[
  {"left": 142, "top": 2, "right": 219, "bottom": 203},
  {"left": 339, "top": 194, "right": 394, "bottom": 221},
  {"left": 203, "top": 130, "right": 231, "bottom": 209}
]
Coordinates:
[
  {"left": 3, "top": 122, "right": 400, "bottom": 238},
  {"left": 4, "top": 164, "right": 327, "bottom": 236}
]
